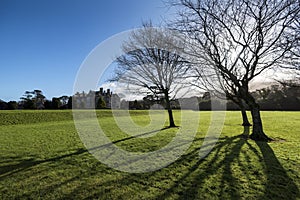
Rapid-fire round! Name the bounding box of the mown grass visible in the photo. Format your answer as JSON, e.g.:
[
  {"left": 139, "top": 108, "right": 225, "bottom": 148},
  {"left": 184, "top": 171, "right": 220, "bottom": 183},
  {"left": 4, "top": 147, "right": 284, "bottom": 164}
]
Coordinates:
[{"left": 0, "top": 110, "right": 299, "bottom": 199}]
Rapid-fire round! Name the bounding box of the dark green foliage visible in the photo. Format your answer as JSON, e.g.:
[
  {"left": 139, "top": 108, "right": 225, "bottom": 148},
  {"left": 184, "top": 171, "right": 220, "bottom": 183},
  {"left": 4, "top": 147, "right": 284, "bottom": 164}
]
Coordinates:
[
  {"left": 22, "top": 99, "right": 35, "bottom": 109},
  {"left": 7, "top": 101, "right": 18, "bottom": 110},
  {"left": 0, "top": 100, "right": 8, "bottom": 110},
  {"left": 210, "top": 84, "right": 300, "bottom": 111},
  {"left": 44, "top": 100, "right": 53, "bottom": 109},
  {"left": 51, "top": 97, "right": 61, "bottom": 109},
  {"left": 67, "top": 96, "right": 72, "bottom": 109},
  {"left": 20, "top": 90, "right": 45, "bottom": 109}
]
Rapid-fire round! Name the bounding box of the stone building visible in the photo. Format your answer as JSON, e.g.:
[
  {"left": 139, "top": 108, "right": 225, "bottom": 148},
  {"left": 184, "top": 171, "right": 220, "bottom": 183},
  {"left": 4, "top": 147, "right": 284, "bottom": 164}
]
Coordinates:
[{"left": 73, "top": 88, "right": 120, "bottom": 109}]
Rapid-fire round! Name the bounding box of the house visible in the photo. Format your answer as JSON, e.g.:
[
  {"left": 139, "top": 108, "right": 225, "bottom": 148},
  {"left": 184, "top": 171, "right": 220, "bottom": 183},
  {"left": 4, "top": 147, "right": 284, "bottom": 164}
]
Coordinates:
[{"left": 73, "top": 88, "right": 120, "bottom": 109}]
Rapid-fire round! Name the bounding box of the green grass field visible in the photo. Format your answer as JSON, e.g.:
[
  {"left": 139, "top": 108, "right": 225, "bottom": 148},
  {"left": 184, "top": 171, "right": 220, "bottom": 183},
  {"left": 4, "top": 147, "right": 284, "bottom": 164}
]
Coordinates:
[{"left": 0, "top": 110, "right": 299, "bottom": 199}]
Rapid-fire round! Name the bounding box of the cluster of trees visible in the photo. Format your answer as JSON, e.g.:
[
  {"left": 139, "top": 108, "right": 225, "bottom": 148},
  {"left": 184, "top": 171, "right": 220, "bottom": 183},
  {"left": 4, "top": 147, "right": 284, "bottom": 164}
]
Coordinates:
[
  {"left": 0, "top": 90, "right": 72, "bottom": 110},
  {"left": 251, "top": 83, "right": 300, "bottom": 110},
  {"left": 120, "top": 83, "right": 300, "bottom": 111},
  {"left": 1, "top": 0, "right": 299, "bottom": 142},
  {"left": 44, "top": 96, "right": 72, "bottom": 109},
  {"left": 0, "top": 100, "right": 18, "bottom": 110},
  {"left": 112, "top": 0, "right": 300, "bottom": 141},
  {"left": 209, "top": 83, "right": 300, "bottom": 111},
  {"left": 0, "top": 88, "right": 115, "bottom": 110}
]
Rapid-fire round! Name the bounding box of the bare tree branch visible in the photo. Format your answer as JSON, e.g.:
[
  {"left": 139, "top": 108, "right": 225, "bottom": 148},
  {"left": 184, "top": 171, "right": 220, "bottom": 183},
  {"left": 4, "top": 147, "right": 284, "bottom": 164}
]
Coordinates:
[
  {"left": 111, "top": 24, "right": 191, "bottom": 127},
  {"left": 172, "top": 0, "right": 299, "bottom": 141}
]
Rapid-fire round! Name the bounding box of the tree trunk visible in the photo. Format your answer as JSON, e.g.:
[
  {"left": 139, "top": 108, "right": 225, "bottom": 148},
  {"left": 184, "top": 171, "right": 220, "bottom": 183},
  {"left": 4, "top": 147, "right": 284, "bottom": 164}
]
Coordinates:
[
  {"left": 231, "top": 98, "right": 252, "bottom": 126},
  {"left": 240, "top": 86, "right": 271, "bottom": 141},
  {"left": 231, "top": 97, "right": 252, "bottom": 126},
  {"left": 167, "top": 109, "right": 176, "bottom": 127},
  {"left": 241, "top": 109, "right": 251, "bottom": 126},
  {"left": 164, "top": 91, "right": 176, "bottom": 127},
  {"left": 249, "top": 104, "right": 272, "bottom": 142}
]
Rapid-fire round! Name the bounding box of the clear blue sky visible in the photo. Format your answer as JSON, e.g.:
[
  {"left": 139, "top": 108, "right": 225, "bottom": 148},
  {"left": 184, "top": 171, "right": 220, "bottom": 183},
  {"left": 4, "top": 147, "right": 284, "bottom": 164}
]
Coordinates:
[{"left": 0, "top": 0, "right": 171, "bottom": 101}]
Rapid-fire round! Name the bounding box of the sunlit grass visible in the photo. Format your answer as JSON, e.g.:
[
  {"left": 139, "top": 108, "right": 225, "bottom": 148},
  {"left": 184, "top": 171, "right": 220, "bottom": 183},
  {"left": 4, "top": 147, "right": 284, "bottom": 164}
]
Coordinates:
[{"left": 0, "top": 110, "right": 299, "bottom": 199}]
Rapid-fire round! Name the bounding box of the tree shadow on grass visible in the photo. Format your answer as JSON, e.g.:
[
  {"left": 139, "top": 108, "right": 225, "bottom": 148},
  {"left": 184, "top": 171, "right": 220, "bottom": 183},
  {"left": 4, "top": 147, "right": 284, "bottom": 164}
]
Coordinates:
[
  {"left": 60, "top": 126, "right": 299, "bottom": 199},
  {"left": 157, "top": 126, "right": 299, "bottom": 199},
  {"left": 1, "top": 126, "right": 299, "bottom": 199},
  {"left": 255, "top": 141, "right": 299, "bottom": 199},
  {"left": 158, "top": 134, "right": 246, "bottom": 199},
  {"left": 0, "top": 148, "right": 87, "bottom": 181},
  {"left": 0, "top": 127, "right": 170, "bottom": 180}
]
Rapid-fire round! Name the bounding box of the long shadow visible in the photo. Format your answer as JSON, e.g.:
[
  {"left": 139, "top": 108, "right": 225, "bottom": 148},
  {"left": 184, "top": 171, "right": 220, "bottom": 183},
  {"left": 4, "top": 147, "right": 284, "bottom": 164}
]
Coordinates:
[
  {"left": 255, "top": 141, "right": 299, "bottom": 199},
  {"left": 46, "top": 127, "right": 298, "bottom": 200},
  {"left": 58, "top": 128, "right": 299, "bottom": 200},
  {"left": 2, "top": 126, "right": 299, "bottom": 199},
  {"left": 159, "top": 133, "right": 247, "bottom": 199},
  {"left": 0, "top": 148, "right": 87, "bottom": 180},
  {"left": 0, "top": 127, "right": 170, "bottom": 180},
  {"left": 158, "top": 126, "right": 299, "bottom": 199},
  {"left": 88, "top": 126, "right": 172, "bottom": 151}
]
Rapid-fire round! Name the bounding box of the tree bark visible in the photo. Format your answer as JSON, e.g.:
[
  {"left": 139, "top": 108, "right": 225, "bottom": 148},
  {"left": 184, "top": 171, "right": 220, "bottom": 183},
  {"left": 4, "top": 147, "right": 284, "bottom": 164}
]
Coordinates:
[
  {"left": 240, "top": 86, "right": 271, "bottom": 141},
  {"left": 241, "top": 109, "right": 251, "bottom": 126},
  {"left": 231, "top": 97, "right": 252, "bottom": 126},
  {"left": 239, "top": 99, "right": 252, "bottom": 126},
  {"left": 249, "top": 104, "right": 272, "bottom": 142},
  {"left": 167, "top": 109, "right": 176, "bottom": 127},
  {"left": 164, "top": 91, "right": 176, "bottom": 127}
]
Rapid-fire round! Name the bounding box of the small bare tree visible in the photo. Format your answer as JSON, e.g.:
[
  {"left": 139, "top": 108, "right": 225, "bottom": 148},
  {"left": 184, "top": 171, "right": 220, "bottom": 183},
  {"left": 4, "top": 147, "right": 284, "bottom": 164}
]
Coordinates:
[
  {"left": 173, "top": 0, "right": 299, "bottom": 141},
  {"left": 112, "top": 24, "right": 190, "bottom": 127}
]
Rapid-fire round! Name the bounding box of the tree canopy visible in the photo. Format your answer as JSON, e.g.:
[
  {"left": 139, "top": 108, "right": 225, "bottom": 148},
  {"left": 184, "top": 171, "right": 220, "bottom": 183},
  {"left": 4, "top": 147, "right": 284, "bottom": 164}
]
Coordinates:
[
  {"left": 173, "top": 0, "right": 300, "bottom": 141},
  {"left": 113, "top": 24, "right": 191, "bottom": 127}
]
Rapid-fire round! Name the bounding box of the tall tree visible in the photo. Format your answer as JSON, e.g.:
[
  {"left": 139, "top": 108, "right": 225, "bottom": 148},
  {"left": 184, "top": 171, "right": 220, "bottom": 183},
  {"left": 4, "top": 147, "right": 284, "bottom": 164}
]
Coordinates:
[
  {"left": 33, "top": 89, "right": 45, "bottom": 109},
  {"left": 174, "top": 0, "right": 299, "bottom": 141},
  {"left": 20, "top": 91, "right": 35, "bottom": 109},
  {"left": 112, "top": 24, "right": 190, "bottom": 127},
  {"left": 20, "top": 90, "right": 46, "bottom": 109}
]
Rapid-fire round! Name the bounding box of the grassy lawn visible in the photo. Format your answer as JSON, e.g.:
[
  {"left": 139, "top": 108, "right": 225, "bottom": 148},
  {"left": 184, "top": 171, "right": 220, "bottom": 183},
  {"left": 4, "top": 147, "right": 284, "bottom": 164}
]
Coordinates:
[{"left": 0, "top": 110, "right": 299, "bottom": 199}]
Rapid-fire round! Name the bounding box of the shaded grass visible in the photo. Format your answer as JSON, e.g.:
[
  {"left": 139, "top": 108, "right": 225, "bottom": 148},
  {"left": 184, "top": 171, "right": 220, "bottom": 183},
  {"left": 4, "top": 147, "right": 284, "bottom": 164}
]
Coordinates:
[{"left": 0, "top": 110, "right": 299, "bottom": 199}]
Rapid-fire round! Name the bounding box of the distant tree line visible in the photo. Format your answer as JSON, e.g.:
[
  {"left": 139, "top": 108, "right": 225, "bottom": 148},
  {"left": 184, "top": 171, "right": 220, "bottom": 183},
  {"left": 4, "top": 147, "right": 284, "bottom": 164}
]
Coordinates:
[
  {"left": 0, "top": 90, "right": 72, "bottom": 110},
  {"left": 0, "top": 82, "right": 299, "bottom": 111},
  {"left": 0, "top": 88, "right": 114, "bottom": 110},
  {"left": 121, "top": 83, "right": 300, "bottom": 111}
]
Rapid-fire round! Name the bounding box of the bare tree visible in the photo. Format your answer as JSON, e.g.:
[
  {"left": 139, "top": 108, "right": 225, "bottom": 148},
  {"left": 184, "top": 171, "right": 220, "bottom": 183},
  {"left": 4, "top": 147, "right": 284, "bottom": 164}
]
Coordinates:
[
  {"left": 112, "top": 24, "right": 190, "bottom": 127},
  {"left": 192, "top": 66, "right": 252, "bottom": 126},
  {"left": 173, "top": 0, "right": 299, "bottom": 141}
]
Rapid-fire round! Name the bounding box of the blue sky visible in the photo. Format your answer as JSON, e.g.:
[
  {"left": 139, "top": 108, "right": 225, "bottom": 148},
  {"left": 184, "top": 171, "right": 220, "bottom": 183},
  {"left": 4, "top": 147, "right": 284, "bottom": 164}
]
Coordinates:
[{"left": 0, "top": 0, "right": 172, "bottom": 101}]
